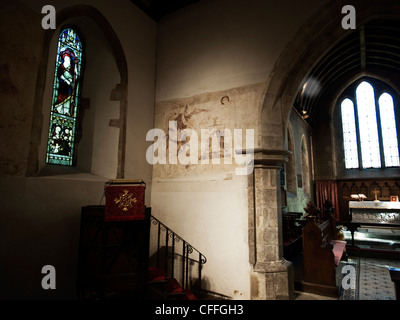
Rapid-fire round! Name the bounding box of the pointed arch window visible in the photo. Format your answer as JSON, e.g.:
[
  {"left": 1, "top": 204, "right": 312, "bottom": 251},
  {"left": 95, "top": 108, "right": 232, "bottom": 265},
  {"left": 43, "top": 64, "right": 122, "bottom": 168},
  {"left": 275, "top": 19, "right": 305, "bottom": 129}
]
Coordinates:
[
  {"left": 340, "top": 80, "right": 400, "bottom": 169},
  {"left": 301, "top": 138, "right": 310, "bottom": 196},
  {"left": 379, "top": 93, "right": 400, "bottom": 167},
  {"left": 286, "top": 127, "right": 297, "bottom": 195},
  {"left": 341, "top": 98, "right": 359, "bottom": 169},
  {"left": 46, "top": 27, "right": 84, "bottom": 166}
]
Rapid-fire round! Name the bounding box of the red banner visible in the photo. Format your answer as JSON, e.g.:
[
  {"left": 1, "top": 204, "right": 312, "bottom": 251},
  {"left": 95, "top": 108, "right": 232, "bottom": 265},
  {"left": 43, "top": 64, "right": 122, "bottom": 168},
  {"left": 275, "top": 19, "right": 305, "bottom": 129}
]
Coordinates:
[{"left": 105, "top": 181, "right": 146, "bottom": 221}]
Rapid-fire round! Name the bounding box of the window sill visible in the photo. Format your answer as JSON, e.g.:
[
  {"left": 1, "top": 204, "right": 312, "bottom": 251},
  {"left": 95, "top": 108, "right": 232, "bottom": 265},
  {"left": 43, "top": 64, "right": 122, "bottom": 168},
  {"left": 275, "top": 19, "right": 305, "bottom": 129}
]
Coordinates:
[{"left": 37, "top": 164, "right": 108, "bottom": 182}]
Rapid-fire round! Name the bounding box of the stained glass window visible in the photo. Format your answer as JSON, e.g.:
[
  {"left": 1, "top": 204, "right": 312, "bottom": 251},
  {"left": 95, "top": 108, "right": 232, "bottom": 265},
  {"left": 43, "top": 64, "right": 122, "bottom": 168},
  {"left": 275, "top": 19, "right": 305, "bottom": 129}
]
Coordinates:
[
  {"left": 340, "top": 80, "right": 400, "bottom": 170},
  {"left": 46, "top": 28, "right": 83, "bottom": 166}
]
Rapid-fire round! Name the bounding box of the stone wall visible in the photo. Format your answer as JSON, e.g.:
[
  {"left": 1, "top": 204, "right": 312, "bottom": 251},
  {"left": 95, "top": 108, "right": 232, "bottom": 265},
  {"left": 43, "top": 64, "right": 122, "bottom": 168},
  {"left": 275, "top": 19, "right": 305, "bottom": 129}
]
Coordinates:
[
  {"left": 0, "top": 0, "right": 157, "bottom": 299},
  {"left": 286, "top": 109, "right": 313, "bottom": 214},
  {"left": 0, "top": 1, "right": 44, "bottom": 176}
]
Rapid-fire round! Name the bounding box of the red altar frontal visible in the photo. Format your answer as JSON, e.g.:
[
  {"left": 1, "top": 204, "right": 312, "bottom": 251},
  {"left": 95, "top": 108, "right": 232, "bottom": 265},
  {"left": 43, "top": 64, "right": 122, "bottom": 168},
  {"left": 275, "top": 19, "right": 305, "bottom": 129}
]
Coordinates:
[{"left": 105, "top": 179, "right": 146, "bottom": 221}]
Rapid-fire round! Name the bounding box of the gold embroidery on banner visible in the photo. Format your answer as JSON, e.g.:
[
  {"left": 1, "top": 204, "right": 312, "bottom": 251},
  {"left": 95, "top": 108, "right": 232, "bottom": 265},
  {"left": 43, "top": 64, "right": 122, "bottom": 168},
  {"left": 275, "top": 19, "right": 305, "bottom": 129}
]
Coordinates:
[{"left": 114, "top": 189, "right": 137, "bottom": 213}]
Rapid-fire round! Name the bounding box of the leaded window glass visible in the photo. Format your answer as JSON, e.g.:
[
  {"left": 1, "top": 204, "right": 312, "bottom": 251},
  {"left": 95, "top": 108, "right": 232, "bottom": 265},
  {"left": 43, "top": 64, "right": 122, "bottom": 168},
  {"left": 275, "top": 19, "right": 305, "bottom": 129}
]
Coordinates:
[
  {"left": 356, "top": 82, "right": 381, "bottom": 168},
  {"left": 46, "top": 28, "right": 83, "bottom": 166},
  {"left": 341, "top": 98, "right": 359, "bottom": 169},
  {"left": 379, "top": 93, "right": 400, "bottom": 167},
  {"left": 339, "top": 79, "right": 400, "bottom": 170}
]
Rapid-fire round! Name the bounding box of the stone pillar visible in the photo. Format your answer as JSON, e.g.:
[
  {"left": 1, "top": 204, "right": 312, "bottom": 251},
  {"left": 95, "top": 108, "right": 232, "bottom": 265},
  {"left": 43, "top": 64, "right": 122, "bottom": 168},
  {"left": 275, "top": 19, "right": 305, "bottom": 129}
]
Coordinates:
[{"left": 249, "top": 148, "right": 295, "bottom": 300}]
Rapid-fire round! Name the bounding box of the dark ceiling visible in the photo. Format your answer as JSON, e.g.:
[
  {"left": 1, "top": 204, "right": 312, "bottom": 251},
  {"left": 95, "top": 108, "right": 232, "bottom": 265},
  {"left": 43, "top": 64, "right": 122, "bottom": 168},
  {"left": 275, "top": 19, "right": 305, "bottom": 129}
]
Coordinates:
[
  {"left": 294, "top": 19, "right": 400, "bottom": 127},
  {"left": 130, "top": 0, "right": 199, "bottom": 21}
]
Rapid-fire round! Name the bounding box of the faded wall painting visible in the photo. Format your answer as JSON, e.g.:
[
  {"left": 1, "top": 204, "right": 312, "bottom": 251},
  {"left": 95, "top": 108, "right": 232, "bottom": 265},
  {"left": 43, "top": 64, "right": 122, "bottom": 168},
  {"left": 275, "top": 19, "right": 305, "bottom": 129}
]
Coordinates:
[{"left": 152, "top": 83, "right": 266, "bottom": 180}]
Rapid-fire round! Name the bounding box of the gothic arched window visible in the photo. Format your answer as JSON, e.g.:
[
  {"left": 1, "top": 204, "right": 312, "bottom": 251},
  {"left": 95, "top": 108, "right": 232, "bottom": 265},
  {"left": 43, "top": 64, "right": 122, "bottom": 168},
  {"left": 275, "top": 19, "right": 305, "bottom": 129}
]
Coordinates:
[
  {"left": 46, "top": 27, "right": 84, "bottom": 166},
  {"left": 301, "top": 138, "right": 310, "bottom": 196},
  {"left": 286, "top": 126, "right": 297, "bottom": 195},
  {"left": 340, "top": 79, "right": 400, "bottom": 170}
]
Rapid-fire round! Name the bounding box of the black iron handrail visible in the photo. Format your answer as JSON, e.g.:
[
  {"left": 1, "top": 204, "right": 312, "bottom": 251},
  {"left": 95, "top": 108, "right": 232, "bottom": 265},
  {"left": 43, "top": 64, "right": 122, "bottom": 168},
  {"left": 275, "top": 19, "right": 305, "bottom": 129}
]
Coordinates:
[{"left": 150, "top": 215, "right": 207, "bottom": 295}]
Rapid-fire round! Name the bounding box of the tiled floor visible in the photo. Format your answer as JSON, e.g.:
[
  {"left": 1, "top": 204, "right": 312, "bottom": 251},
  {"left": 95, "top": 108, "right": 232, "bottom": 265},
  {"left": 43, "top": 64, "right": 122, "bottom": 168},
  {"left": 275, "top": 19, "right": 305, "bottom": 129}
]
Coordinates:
[
  {"left": 339, "top": 226, "right": 400, "bottom": 300},
  {"left": 293, "top": 253, "right": 400, "bottom": 300},
  {"left": 339, "top": 255, "right": 400, "bottom": 300},
  {"left": 358, "top": 257, "right": 400, "bottom": 300}
]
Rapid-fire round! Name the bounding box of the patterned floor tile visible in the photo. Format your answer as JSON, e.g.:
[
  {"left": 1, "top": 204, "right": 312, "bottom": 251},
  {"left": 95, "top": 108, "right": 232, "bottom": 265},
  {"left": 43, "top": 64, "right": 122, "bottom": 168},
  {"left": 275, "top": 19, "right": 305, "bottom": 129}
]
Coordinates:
[
  {"left": 340, "top": 256, "right": 400, "bottom": 300},
  {"left": 359, "top": 258, "right": 400, "bottom": 300}
]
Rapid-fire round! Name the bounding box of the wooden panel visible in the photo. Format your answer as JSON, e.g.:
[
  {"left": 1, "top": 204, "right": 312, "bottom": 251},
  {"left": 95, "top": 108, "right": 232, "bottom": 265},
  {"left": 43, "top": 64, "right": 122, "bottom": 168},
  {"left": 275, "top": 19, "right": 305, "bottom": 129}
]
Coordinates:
[
  {"left": 77, "top": 205, "right": 151, "bottom": 299},
  {"left": 301, "top": 216, "right": 342, "bottom": 297}
]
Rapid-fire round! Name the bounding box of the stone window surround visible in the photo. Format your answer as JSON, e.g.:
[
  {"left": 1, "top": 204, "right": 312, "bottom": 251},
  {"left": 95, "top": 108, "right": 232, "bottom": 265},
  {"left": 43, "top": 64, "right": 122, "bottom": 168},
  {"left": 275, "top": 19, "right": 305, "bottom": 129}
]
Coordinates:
[{"left": 26, "top": 5, "right": 128, "bottom": 179}]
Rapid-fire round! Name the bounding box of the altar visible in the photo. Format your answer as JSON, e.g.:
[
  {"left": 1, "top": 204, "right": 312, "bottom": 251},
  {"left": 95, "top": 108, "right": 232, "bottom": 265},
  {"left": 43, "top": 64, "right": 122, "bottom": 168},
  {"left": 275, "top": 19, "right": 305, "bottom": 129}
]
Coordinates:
[
  {"left": 346, "top": 201, "right": 400, "bottom": 247},
  {"left": 350, "top": 201, "right": 400, "bottom": 225}
]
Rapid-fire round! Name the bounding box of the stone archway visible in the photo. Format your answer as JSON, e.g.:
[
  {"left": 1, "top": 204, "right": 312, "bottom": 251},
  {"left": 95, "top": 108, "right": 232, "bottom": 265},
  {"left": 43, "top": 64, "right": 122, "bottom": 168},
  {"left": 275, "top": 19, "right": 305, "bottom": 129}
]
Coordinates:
[
  {"left": 250, "top": 0, "right": 400, "bottom": 300},
  {"left": 261, "top": 0, "right": 400, "bottom": 144}
]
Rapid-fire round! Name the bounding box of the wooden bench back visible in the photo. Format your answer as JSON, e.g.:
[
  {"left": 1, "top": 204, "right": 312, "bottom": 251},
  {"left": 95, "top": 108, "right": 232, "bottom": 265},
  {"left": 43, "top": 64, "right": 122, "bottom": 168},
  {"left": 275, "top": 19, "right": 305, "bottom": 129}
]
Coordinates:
[
  {"left": 302, "top": 218, "right": 333, "bottom": 248},
  {"left": 301, "top": 214, "right": 343, "bottom": 297}
]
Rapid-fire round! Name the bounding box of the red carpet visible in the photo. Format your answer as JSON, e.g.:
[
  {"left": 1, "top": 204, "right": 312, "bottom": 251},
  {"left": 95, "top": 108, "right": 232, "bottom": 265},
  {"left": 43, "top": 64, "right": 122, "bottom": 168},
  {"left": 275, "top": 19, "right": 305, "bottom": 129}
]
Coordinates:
[{"left": 148, "top": 267, "right": 197, "bottom": 300}]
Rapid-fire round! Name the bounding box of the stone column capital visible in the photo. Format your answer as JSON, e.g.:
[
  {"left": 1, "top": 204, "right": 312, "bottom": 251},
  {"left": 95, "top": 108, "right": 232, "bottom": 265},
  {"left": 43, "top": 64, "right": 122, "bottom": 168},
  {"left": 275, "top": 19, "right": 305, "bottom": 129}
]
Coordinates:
[{"left": 253, "top": 148, "right": 291, "bottom": 169}]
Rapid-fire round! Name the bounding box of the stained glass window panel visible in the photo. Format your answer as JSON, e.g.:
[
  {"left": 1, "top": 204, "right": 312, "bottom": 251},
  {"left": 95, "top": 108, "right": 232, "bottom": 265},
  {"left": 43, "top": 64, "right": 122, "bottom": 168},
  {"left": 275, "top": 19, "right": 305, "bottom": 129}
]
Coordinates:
[
  {"left": 341, "top": 98, "right": 359, "bottom": 169},
  {"left": 356, "top": 81, "right": 381, "bottom": 168},
  {"left": 379, "top": 93, "right": 400, "bottom": 167},
  {"left": 46, "top": 28, "right": 83, "bottom": 166}
]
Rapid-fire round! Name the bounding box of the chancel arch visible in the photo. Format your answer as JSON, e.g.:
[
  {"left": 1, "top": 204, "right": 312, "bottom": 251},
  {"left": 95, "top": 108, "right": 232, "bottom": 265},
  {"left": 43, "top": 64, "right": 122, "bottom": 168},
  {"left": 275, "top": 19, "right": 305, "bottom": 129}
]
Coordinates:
[
  {"left": 253, "top": 0, "right": 400, "bottom": 300},
  {"left": 260, "top": 1, "right": 400, "bottom": 149}
]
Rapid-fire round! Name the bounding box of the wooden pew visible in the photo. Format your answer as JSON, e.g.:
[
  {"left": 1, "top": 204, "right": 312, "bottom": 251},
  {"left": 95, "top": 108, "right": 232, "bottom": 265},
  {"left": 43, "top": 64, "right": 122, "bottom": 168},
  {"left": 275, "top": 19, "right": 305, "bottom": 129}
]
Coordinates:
[
  {"left": 301, "top": 214, "right": 346, "bottom": 297},
  {"left": 282, "top": 212, "right": 303, "bottom": 260}
]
